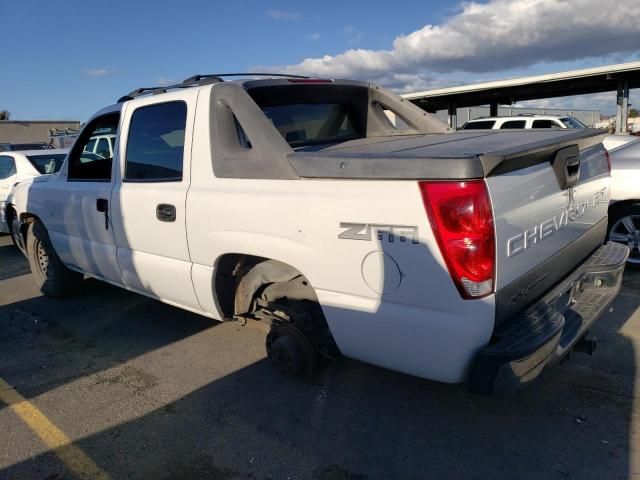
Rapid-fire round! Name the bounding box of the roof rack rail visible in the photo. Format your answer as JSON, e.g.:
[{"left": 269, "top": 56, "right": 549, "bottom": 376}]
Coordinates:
[{"left": 117, "top": 72, "right": 312, "bottom": 102}]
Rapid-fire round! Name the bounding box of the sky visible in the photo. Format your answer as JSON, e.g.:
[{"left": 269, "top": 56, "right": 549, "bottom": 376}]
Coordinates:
[{"left": 1, "top": 0, "right": 639, "bottom": 122}]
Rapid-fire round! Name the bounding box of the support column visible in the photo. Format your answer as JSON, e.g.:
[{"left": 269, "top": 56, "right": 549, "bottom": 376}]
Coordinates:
[
  {"left": 489, "top": 102, "right": 498, "bottom": 117},
  {"left": 448, "top": 102, "right": 457, "bottom": 130},
  {"left": 616, "top": 80, "right": 630, "bottom": 134}
]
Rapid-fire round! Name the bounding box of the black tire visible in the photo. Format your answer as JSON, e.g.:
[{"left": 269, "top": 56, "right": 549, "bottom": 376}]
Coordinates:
[
  {"left": 607, "top": 203, "right": 640, "bottom": 268},
  {"left": 26, "top": 221, "right": 83, "bottom": 297}
]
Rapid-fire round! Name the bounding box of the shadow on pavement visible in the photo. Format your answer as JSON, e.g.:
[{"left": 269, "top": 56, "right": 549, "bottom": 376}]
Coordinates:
[
  {"left": 0, "top": 242, "right": 30, "bottom": 281},
  {"left": 1, "top": 273, "right": 637, "bottom": 480},
  {"left": 0, "top": 279, "right": 219, "bottom": 401}
]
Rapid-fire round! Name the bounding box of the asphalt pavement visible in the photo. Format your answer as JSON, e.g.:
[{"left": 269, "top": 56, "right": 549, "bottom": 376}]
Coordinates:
[{"left": 1, "top": 234, "right": 639, "bottom": 480}]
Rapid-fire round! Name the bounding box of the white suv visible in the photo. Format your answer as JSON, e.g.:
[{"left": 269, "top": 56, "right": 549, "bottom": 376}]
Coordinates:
[{"left": 461, "top": 115, "right": 586, "bottom": 130}]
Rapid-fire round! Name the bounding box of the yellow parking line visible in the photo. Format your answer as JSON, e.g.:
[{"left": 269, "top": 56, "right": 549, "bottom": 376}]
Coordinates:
[{"left": 0, "top": 377, "right": 111, "bottom": 480}]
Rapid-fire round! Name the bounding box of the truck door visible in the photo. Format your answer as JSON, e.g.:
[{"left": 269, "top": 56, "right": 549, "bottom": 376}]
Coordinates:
[
  {"left": 44, "top": 111, "right": 124, "bottom": 284},
  {"left": 110, "top": 89, "right": 203, "bottom": 312}
]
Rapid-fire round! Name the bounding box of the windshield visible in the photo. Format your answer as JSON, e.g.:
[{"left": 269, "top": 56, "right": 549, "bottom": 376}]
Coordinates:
[
  {"left": 559, "top": 117, "right": 587, "bottom": 128},
  {"left": 26, "top": 153, "right": 66, "bottom": 174}
]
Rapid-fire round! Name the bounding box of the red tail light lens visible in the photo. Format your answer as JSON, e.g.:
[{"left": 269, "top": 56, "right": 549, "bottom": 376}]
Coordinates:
[{"left": 419, "top": 180, "right": 495, "bottom": 299}]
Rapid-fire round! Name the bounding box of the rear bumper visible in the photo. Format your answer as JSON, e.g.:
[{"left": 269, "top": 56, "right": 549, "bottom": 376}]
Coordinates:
[{"left": 468, "top": 242, "right": 629, "bottom": 394}]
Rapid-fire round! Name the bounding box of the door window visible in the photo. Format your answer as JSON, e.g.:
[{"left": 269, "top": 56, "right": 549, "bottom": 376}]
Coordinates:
[
  {"left": 124, "top": 101, "right": 187, "bottom": 181},
  {"left": 0, "top": 156, "right": 16, "bottom": 179},
  {"left": 68, "top": 114, "right": 120, "bottom": 181}
]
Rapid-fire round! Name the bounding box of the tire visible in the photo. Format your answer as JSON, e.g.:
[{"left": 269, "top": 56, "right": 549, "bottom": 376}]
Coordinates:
[
  {"left": 26, "top": 221, "right": 83, "bottom": 297},
  {"left": 607, "top": 203, "right": 640, "bottom": 267}
]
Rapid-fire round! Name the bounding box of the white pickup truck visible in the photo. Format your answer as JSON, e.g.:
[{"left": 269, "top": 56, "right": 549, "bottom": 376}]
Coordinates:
[{"left": 7, "top": 75, "right": 629, "bottom": 393}]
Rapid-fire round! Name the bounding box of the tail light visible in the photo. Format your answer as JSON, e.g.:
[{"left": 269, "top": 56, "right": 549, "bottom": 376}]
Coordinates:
[
  {"left": 419, "top": 180, "right": 495, "bottom": 299},
  {"left": 605, "top": 150, "right": 612, "bottom": 173}
]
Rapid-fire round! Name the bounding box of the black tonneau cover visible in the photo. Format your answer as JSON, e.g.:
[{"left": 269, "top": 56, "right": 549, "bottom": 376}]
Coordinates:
[{"left": 288, "top": 129, "right": 607, "bottom": 180}]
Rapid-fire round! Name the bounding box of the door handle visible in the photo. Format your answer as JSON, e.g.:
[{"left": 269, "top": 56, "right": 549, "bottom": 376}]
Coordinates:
[
  {"left": 96, "top": 198, "right": 109, "bottom": 230},
  {"left": 156, "top": 204, "right": 176, "bottom": 222}
]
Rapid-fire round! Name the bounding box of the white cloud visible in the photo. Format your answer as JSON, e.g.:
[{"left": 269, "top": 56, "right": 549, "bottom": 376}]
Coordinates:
[
  {"left": 82, "top": 68, "right": 113, "bottom": 77},
  {"left": 260, "top": 0, "right": 640, "bottom": 91},
  {"left": 308, "top": 33, "right": 321, "bottom": 41},
  {"left": 267, "top": 9, "right": 301, "bottom": 21}
]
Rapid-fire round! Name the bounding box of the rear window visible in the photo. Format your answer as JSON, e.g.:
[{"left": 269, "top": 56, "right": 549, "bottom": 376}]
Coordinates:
[
  {"left": 248, "top": 84, "right": 367, "bottom": 147},
  {"left": 26, "top": 154, "right": 66, "bottom": 174},
  {"left": 461, "top": 121, "right": 495, "bottom": 130},
  {"left": 499, "top": 120, "right": 526, "bottom": 129}
]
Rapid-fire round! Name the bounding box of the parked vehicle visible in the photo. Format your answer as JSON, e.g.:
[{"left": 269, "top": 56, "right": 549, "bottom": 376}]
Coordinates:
[
  {"left": 460, "top": 114, "right": 587, "bottom": 130},
  {"left": 7, "top": 75, "right": 628, "bottom": 393},
  {"left": 83, "top": 133, "right": 116, "bottom": 158},
  {"left": 459, "top": 114, "right": 634, "bottom": 151},
  {"left": 607, "top": 140, "right": 640, "bottom": 266},
  {"left": 0, "top": 149, "right": 68, "bottom": 242}
]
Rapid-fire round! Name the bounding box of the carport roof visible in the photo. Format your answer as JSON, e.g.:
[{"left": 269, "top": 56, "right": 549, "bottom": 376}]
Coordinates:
[{"left": 401, "top": 61, "right": 640, "bottom": 110}]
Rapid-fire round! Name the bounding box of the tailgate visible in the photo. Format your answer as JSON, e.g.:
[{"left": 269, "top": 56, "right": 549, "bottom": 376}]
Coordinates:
[{"left": 485, "top": 133, "right": 610, "bottom": 323}]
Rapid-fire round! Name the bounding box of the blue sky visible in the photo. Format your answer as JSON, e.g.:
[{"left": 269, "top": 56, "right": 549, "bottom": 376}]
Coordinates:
[{"left": 1, "top": 0, "right": 638, "bottom": 121}]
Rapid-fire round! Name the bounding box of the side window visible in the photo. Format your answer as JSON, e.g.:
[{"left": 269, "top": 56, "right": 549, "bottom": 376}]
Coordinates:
[
  {"left": 125, "top": 101, "right": 187, "bottom": 181},
  {"left": 532, "top": 120, "right": 561, "bottom": 129},
  {"left": 461, "top": 121, "right": 496, "bottom": 129},
  {"left": 68, "top": 114, "right": 120, "bottom": 181},
  {"left": 0, "top": 155, "right": 16, "bottom": 179},
  {"left": 500, "top": 120, "right": 526, "bottom": 129}
]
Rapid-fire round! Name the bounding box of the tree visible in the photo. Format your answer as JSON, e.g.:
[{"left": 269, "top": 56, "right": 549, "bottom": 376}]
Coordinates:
[
  {"left": 0, "top": 110, "right": 10, "bottom": 120},
  {"left": 630, "top": 108, "right": 639, "bottom": 118}
]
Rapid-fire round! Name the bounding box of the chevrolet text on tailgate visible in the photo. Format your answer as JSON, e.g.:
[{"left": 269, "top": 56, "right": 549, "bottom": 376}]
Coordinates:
[{"left": 7, "top": 74, "right": 629, "bottom": 393}]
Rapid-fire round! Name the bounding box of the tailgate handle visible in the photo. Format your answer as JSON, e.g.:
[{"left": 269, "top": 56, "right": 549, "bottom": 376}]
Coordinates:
[{"left": 552, "top": 145, "right": 581, "bottom": 190}]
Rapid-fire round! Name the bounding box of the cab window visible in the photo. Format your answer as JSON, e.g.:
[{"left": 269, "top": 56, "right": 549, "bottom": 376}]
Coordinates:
[
  {"left": 68, "top": 113, "right": 120, "bottom": 181},
  {"left": 124, "top": 101, "right": 187, "bottom": 181}
]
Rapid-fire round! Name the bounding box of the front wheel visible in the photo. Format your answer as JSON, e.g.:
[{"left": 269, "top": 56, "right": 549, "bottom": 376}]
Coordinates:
[
  {"left": 607, "top": 204, "right": 640, "bottom": 267},
  {"left": 26, "top": 221, "right": 83, "bottom": 297}
]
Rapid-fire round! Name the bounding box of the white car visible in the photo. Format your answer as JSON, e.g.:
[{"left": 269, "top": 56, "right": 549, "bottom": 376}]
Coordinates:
[
  {"left": 7, "top": 75, "right": 627, "bottom": 393},
  {"left": 607, "top": 139, "right": 640, "bottom": 265},
  {"left": 0, "top": 149, "right": 68, "bottom": 239},
  {"left": 460, "top": 114, "right": 637, "bottom": 151}
]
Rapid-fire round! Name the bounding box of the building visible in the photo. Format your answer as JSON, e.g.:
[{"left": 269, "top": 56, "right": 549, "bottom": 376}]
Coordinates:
[{"left": 0, "top": 120, "right": 81, "bottom": 144}]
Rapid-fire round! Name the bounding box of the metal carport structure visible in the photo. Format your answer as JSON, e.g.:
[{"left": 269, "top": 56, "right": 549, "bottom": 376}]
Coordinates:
[{"left": 402, "top": 61, "right": 640, "bottom": 133}]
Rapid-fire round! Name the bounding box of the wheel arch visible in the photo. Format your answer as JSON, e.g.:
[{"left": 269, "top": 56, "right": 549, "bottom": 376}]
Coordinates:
[
  {"left": 609, "top": 199, "right": 640, "bottom": 215},
  {"left": 213, "top": 253, "right": 318, "bottom": 320}
]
